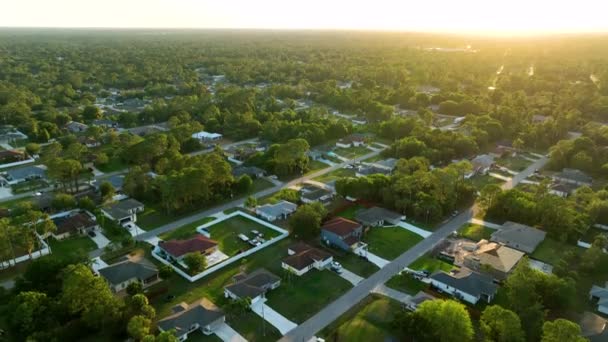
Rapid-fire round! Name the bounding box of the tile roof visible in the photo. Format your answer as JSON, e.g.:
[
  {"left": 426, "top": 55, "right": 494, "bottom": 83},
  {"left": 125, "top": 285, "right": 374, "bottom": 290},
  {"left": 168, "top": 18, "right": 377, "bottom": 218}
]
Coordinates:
[
  {"left": 159, "top": 235, "right": 218, "bottom": 258},
  {"left": 322, "top": 217, "right": 361, "bottom": 237}
]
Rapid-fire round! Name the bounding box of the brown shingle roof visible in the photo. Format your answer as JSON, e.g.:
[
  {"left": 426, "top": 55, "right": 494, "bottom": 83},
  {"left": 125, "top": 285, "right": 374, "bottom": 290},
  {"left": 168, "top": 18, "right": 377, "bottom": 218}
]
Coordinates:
[
  {"left": 322, "top": 217, "right": 361, "bottom": 237},
  {"left": 159, "top": 235, "right": 218, "bottom": 258},
  {"left": 53, "top": 212, "right": 97, "bottom": 235},
  {"left": 283, "top": 243, "right": 332, "bottom": 271}
]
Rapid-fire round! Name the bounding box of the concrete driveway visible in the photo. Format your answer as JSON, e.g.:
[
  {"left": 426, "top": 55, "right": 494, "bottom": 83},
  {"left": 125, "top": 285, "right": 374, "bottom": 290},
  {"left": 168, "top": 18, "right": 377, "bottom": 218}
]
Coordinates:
[
  {"left": 90, "top": 257, "right": 108, "bottom": 274},
  {"left": 355, "top": 246, "right": 390, "bottom": 268},
  {"left": 395, "top": 221, "right": 432, "bottom": 238},
  {"left": 215, "top": 323, "right": 247, "bottom": 342},
  {"left": 338, "top": 268, "right": 364, "bottom": 286},
  {"left": 90, "top": 231, "right": 110, "bottom": 248},
  {"left": 251, "top": 299, "right": 298, "bottom": 335}
]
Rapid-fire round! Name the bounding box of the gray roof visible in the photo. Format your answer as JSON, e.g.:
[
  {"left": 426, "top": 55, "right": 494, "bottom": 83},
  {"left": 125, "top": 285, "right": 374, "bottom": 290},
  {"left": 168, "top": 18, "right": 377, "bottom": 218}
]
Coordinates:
[
  {"left": 301, "top": 187, "right": 333, "bottom": 201},
  {"left": 431, "top": 270, "right": 498, "bottom": 298},
  {"left": 157, "top": 298, "right": 224, "bottom": 336},
  {"left": 471, "top": 154, "right": 495, "bottom": 168},
  {"left": 98, "top": 260, "right": 158, "bottom": 285},
  {"left": 355, "top": 207, "right": 402, "bottom": 225},
  {"left": 104, "top": 198, "right": 144, "bottom": 220},
  {"left": 65, "top": 121, "right": 89, "bottom": 131},
  {"left": 491, "top": 221, "right": 547, "bottom": 254},
  {"left": 95, "top": 174, "right": 125, "bottom": 190},
  {"left": 257, "top": 201, "right": 297, "bottom": 218},
  {"left": 356, "top": 165, "right": 391, "bottom": 176},
  {"left": 224, "top": 268, "right": 280, "bottom": 299},
  {"left": 232, "top": 166, "right": 266, "bottom": 178},
  {"left": 557, "top": 168, "right": 593, "bottom": 184},
  {"left": 5, "top": 165, "right": 46, "bottom": 181},
  {"left": 373, "top": 158, "right": 398, "bottom": 170}
]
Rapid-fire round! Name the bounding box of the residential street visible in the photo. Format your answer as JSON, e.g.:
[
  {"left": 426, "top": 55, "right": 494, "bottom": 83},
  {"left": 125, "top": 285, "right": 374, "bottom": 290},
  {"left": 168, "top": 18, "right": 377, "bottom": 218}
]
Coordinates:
[{"left": 279, "top": 154, "right": 549, "bottom": 341}]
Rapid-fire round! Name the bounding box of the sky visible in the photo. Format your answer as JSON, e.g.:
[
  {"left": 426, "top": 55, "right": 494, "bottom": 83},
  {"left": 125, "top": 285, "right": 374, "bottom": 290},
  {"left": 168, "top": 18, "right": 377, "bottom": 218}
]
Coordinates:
[{"left": 1, "top": 0, "right": 606, "bottom": 35}]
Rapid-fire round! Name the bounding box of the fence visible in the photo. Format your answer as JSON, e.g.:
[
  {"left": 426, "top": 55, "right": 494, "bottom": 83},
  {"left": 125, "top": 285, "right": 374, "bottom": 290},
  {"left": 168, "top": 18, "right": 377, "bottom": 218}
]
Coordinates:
[{"left": 0, "top": 234, "right": 50, "bottom": 269}]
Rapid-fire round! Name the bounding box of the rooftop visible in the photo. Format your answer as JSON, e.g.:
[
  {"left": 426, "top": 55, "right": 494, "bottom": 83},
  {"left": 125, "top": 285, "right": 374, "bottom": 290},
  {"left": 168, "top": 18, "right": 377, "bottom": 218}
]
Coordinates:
[
  {"left": 491, "top": 221, "right": 547, "bottom": 254},
  {"left": 224, "top": 268, "right": 280, "bottom": 299},
  {"left": 5, "top": 165, "right": 47, "bottom": 181},
  {"left": 430, "top": 269, "right": 498, "bottom": 298},
  {"left": 355, "top": 206, "right": 403, "bottom": 225},
  {"left": 256, "top": 201, "right": 297, "bottom": 218},
  {"left": 52, "top": 211, "right": 97, "bottom": 235},
  {"left": 159, "top": 235, "right": 218, "bottom": 258},
  {"left": 557, "top": 168, "right": 593, "bottom": 184},
  {"left": 98, "top": 259, "right": 158, "bottom": 286},
  {"left": 283, "top": 242, "right": 332, "bottom": 271},
  {"left": 322, "top": 217, "right": 361, "bottom": 237},
  {"left": 157, "top": 298, "right": 224, "bottom": 336}
]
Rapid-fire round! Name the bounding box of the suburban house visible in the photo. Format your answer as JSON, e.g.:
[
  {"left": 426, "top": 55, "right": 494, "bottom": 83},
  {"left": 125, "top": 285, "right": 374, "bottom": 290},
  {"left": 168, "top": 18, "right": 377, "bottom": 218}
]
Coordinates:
[
  {"left": 490, "top": 221, "right": 547, "bottom": 254},
  {"left": 101, "top": 198, "right": 145, "bottom": 225},
  {"left": 355, "top": 165, "right": 391, "bottom": 177},
  {"left": 232, "top": 166, "right": 266, "bottom": 179},
  {"left": 468, "top": 154, "right": 495, "bottom": 178},
  {"left": 224, "top": 268, "right": 281, "bottom": 303},
  {"left": 369, "top": 158, "right": 398, "bottom": 171},
  {"left": 77, "top": 136, "right": 101, "bottom": 148},
  {"left": 300, "top": 185, "right": 334, "bottom": 205},
  {"left": 157, "top": 298, "right": 225, "bottom": 341},
  {"left": 552, "top": 168, "right": 593, "bottom": 186},
  {"left": 2, "top": 165, "right": 47, "bottom": 185},
  {"left": 98, "top": 259, "right": 159, "bottom": 293},
  {"left": 92, "top": 119, "right": 118, "bottom": 128},
  {"left": 462, "top": 240, "right": 525, "bottom": 280},
  {"left": 0, "top": 150, "right": 26, "bottom": 164},
  {"left": 429, "top": 269, "right": 499, "bottom": 305},
  {"left": 191, "top": 131, "right": 222, "bottom": 141},
  {"left": 336, "top": 134, "right": 366, "bottom": 148},
  {"left": 308, "top": 145, "right": 334, "bottom": 161},
  {"left": 590, "top": 283, "right": 608, "bottom": 315},
  {"left": 321, "top": 217, "right": 364, "bottom": 252},
  {"left": 65, "top": 121, "right": 89, "bottom": 133},
  {"left": 355, "top": 206, "right": 404, "bottom": 227},
  {"left": 549, "top": 182, "right": 580, "bottom": 198},
  {"left": 50, "top": 210, "right": 99, "bottom": 240},
  {"left": 158, "top": 235, "right": 219, "bottom": 262},
  {"left": 126, "top": 124, "right": 168, "bottom": 137},
  {"left": 281, "top": 242, "right": 333, "bottom": 276},
  {"left": 93, "top": 174, "right": 125, "bottom": 192},
  {"left": 255, "top": 201, "right": 297, "bottom": 222}
]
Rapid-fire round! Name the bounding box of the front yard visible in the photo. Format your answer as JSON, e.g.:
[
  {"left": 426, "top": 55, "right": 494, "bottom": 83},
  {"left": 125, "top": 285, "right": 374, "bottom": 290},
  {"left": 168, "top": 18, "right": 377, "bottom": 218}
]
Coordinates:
[
  {"left": 386, "top": 273, "right": 429, "bottom": 295},
  {"left": 334, "top": 145, "right": 371, "bottom": 159},
  {"left": 496, "top": 155, "right": 532, "bottom": 172},
  {"left": 470, "top": 174, "right": 505, "bottom": 190},
  {"left": 365, "top": 227, "right": 423, "bottom": 260},
  {"left": 313, "top": 168, "right": 355, "bottom": 184},
  {"left": 456, "top": 223, "right": 495, "bottom": 241}
]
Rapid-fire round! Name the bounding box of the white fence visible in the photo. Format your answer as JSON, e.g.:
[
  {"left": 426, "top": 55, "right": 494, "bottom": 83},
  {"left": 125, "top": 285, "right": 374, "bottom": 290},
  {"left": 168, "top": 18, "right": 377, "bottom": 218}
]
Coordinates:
[
  {"left": 0, "top": 235, "right": 50, "bottom": 269},
  {"left": 153, "top": 211, "right": 289, "bottom": 282},
  {"left": 0, "top": 158, "right": 36, "bottom": 170}
]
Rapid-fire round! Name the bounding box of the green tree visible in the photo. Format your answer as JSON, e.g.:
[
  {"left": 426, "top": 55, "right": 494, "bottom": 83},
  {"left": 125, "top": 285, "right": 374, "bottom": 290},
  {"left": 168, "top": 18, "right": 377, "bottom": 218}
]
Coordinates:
[
  {"left": 100, "top": 181, "right": 116, "bottom": 202},
  {"left": 480, "top": 305, "right": 525, "bottom": 342},
  {"left": 541, "top": 319, "right": 586, "bottom": 342},
  {"left": 244, "top": 195, "right": 257, "bottom": 208},
  {"left": 183, "top": 252, "right": 207, "bottom": 274},
  {"left": 127, "top": 315, "right": 152, "bottom": 341},
  {"left": 289, "top": 202, "right": 327, "bottom": 239},
  {"left": 25, "top": 142, "right": 41, "bottom": 156},
  {"left": 127, "top": 281, "right": 144, "bottom": 296}
]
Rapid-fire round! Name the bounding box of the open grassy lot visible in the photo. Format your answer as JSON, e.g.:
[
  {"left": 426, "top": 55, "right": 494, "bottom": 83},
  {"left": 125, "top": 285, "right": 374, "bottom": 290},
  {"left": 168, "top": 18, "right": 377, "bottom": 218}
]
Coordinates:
[
  {"left": 206, "top": 215, "right": 281, "bottom": 256},
  {"left": 49, "top": 236, "right": 96, "bottom": 259},
  {"left": 321, "top": 295, "right": 403, "bottom": 342},
  {"left": 313, "top": 168, "right": 355, "bottom": 184},
  {"left": 0, "top": 196, "right": 35, "bottom": 210},
  {"left": 158, "top": 217, "right": 215, "bottom": 241},
  {"left": 327, "top": 246, "right": 380, "bottom": 278},
  {"left": 334, "top": 145, "right": 371, "bottom": 159},
  {"left": 531, "top": 238, "right": 584, "bottom": 265},
  {"left": 305, "top": 160, "right": 330, "bottom": 175},
  {"left": 496, "top": 155, "right": 532, "bottom": 172},
  {"left": 470, "top": 174, "right": 504, "bottom": 190},
  {"left": 335, "top": 204, "right": 365, "bottom": 220},
  {"left": 386, "top": 273, "right": 429, "bottom": 295},
  {"left": 258, "top": 189, "right": 299, "bottom": 205},
  {"left": 409, "top": 254, "right": 456, "bottom": 273},
  {"left": 365, "top": 227, "right": 424, "bottom": 260},
  {"left": 457, "top": 223, "right": 495, "bottom": 241},
  {"left": 265, "top": 269, "right": 352, "bottom": 323}
]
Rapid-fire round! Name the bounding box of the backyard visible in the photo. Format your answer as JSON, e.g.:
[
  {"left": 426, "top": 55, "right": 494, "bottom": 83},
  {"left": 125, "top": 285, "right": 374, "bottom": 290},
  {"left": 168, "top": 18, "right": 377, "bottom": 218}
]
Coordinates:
[
  {"left": 205, "top": 215, "right": 282, "bottom": 256},
  {"left": 48, "top": 236, "right": 96, "bottom": 259},
  {"left": 333, "top": 145, "right": 371, "bottom": 159},
  {"left": 409, "top": 254, "right": 456, "bottom": 273},
  {"left": 385, "top": 273, "right": 428, "bottom": 295},
  {"left": 335, "top": 204, "right": 365, "bottom": 220},
  {"left": 531, "top": 238, "right": 584, "bottom": 265},
  {"left": 470, "top": 174, "right": 505, "bottom": 190},
  {"left": 365, "top": 227, "right": 423, "bottom": 260},
  {"left": 456, "top": 223, "right": 495, "bottom": 241}
]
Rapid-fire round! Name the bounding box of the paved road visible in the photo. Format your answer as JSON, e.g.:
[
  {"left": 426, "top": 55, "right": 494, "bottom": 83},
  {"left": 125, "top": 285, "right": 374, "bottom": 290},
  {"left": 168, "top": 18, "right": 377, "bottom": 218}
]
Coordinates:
[
  {"left": 279, "top": 154, "right": 550, "bottom": 342},
  {"left": 88, "top": 148, "right": 384, "bottom": 258}
]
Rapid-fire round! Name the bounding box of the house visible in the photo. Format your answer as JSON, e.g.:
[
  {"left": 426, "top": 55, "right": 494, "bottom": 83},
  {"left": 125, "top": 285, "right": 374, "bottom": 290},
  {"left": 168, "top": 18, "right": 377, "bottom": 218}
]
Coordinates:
[
  {"left": 355, "top": 165, "right": 391, "bottom": 177},
  {"left": 126, "top": 124, "right": 168, "bottom": 137},
  {"left": 232, "top": 166, "right": 266, "bottom": 179},
  {"left": 92, "top": 119, "right": 118, "bottom": 128},
  {"left": 158, "top": 235, "right": 219, "bottom": 262},
  {"left": 98, "top": 259, "right": 159, "bottom": 293},
  {"left": 3, "top": 165, "right": 47, "bottom": 185},
  {"left": 77, "top": 136, "right": 101, "bottom": 148},
  {"left": 429, "top": 269, "right": 499, "bottom": 305},
  {"left": 308, "top": 145, "right": 334, "bottom": 160},
  {"left": 93, "top": 174, "right": 125, "bottom": 191},
  {"left": 102, "top": 198, "right": 145, "bottom": 225},
  {"left": 0, "top": 150, "right": 26, "bottom": 163},
  {"left": 579, "top": 312, "right": 608, "bottom": 342},
  {"left": 549, "top": 182, "right": 580, "bottom": 198},
  {"left": 462, "top": 240, "right": 525, "bottom": 280},
  {"left": 65, "top": 121, "right": 89, "bottom": 133},
  {"left": 355, "top": 206, "right": 404, "bottom": 227},
  {"left": 336, "top": 134, "right": 366, "bottom": 148},
  {"left": 300, "top": 186, "right": 334, "bottom": 204},
  {"left": 157, "top": 298, "right": 225, "bottom": 341},
  {"left": 553, "top": 168, "right": 593, "bottom": 186},
  {"left": 490, "top": 221, "right": 547, "bottom": 254},
  {"left": 370, "top": 158, "right": 398, "bottom": 171},
  {"left": 224, "top": 268, "right": 281, "bottom": 303},
  {"left": 321, "top": 217, "right": 364, "bottom": 252},
  {"left": 191, "top": 131, "right": 223, "bottom": 141},
  {"left": 50, "top": 210, "right": 99, "bottom": 240},
  {"left": 281, "top": 242, "right": 333, "bottom": 276},
  {"left": 590, "top": 283, "right": 608, "bottom": 315},
  {"left": 255, "top": 201, "right": 297, "bottom": 222},
  {"left": 469, "top": 154, "right": 495, "bottom": 177}
]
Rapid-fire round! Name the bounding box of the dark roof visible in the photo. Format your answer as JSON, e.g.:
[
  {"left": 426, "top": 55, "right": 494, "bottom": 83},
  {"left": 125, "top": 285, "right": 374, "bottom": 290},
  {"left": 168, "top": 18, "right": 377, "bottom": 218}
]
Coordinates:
[
  {"left": 0, "top": 150, "right": 24, "bottom": 159},
  {"left": 557, "top": 168, "right": 593, "bottom": 184},
  {"left": 232, "top": 166, "right": 266, "bottom": 178},
  {"left": 159, "top": 235, "right": 218, "bottom": 258},
  {"left": 103, "top": 198, "right": 144, "bottom": 220},
  {"left": 94, "top": 174, "right": 125, "bottom": 190},
  {"left": 98, "top": 260, "right": 158, "bottom": 285},
  {"left": 322, "top": 217, "right": 362, "bottom": 237},
  {"left": 5, "top": 165, "right": 46, "bottom": 181},
  {"left": 224, "top": 268, "right": 280, "bottom": 299},
  {"left": 356, "top": 165, "right": 391, "bottom": 176},
  {"left": 283, "top": 243, "right": 332, "bottom": 271},
  {"left": 355, "top": 207, "right": 402, "bottom": 225},
  {"left": 491, "top": 221, "right": 547, "bottom": 254},
  {"left": 430, "top": 270, "right": 498, "bottom": 298},
  {"left": 301, "top": 187, "right": 333, "bottom": 202},
  {"left": 52, "top": 212, "right": 97, "bottom": 235},
  {"left": 157, "top": 298, "right": 224, "bottom": 336}
]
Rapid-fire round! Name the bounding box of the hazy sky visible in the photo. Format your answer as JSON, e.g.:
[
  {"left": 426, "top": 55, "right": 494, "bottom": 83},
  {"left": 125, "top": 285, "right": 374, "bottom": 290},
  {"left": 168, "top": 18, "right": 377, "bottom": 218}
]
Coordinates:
[{"left": 2, "top": 0, "right": 605, "bottom": 34}]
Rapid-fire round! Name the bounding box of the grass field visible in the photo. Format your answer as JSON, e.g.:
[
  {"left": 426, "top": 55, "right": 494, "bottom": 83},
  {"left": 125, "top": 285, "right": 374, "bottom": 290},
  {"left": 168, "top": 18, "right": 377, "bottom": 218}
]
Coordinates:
[
  {"left": 365, "top": 227, "right": 423, "bottom": 260},
  {"left": 158, "top": 217, "right": 215, "bottom": 241},
  {"left": 334, "top": 145, "right": 371, "bottom": 159},
  {"left": 313, "top": 168, "right": 355, "bottom": 183},
  {"left": 206, "top": 215, "right": 281, "bottom": 256},
  {"left": 496, "top": 155, "right": 531, "bottom": 172},
  {"left": 321, "top": 295, "right": 402, "bottom": 342},
  {"left": 531, "top": 238, "right": 584, "bottom": 265},
  {"left": 49, "top": 236, "right": 96, "bottom": 259},
  {"left": 409, "top": 254, "right": 455, "bottom": 273},
  {"left": 96, "top": 156, "right": 128, "bottom": 173},
  {"left": 332, "top": 250, "right": 380, "bottom": 278},
  {"left": 11, "top": 179, "right": 48, "bottom": 194},
  {"left": 335, "top": 204, "right": 365, "bottom": 220},
  {"left": 386, "top": 273, "right": 429, "bottom": 295},
  {"left": 305, "top": 160, "right": 330, "bottom": 175},
  {"left": 470, "top": 174, "right": 504, "bottom": 190},
  {"left": 457, "top": 223, "right": 495, "bottom": 241}
]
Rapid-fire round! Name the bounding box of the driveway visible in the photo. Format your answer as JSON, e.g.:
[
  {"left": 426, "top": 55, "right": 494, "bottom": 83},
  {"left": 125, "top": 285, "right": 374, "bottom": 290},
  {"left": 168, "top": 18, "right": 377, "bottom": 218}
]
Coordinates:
[
  {"left": 338, "top": 268, "right": 364, "bottom": 286},
  {"left": 214, "top": 323, "right": 247, "bottom": 342},
  {"left": 251, "top": 298, "right": 298, "bottom": 335},
  {"left": 395, "top": 221, "right": 432, "bottom": 238},
  {"left": 90, "top": 257, "right": 108, "bottom": 274},
  {"left": 355, "top": 247, "right": 389, "bottom": 268},
  {"left": 90, "top": 231, "right": 111, "bottom": 248},
  {"left": 372, "top": 284, "right": 412, "bottom": 305}
]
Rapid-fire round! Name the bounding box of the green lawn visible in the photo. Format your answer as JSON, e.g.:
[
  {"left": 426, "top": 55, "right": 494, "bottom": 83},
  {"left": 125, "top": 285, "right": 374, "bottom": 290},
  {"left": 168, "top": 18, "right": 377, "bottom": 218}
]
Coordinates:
[
  {"left": 96, "top": 156, "right": 128, "bottom": 173},
  {"left": 409, "top": 254, "right": 455, "bottom": 273},
  {"left": 305, "top": 160, "right": 330, "bottom": 175},
  {"left": 226, "top": 311, "right": 281, "bottom": 342},
  {"left": 0, "top": 196, "right": 35, "bottom": 210},
  {"left": 365, "top": 227, "right": 424, "bottom": 260},
  {"left": 457, "top": 223, "right": 495, "bottom": 241},
  {"left": 335, "top": 204, "right": 365, "bottom": 220},
  {"left": 321, "top": 295, "right": 402, "bottom": 342},
  {"left": 266, "top": 269, "right": 353, "bottom": 323},
  {"left": 385, "top": 273, "right": 429, "bottom": 295},
  {"left": 531, "top": 238, "right": 584, "bottom": 265},
  {"left": 258, "top": 188, "right": 299, "bottom": 205},
  {"left": 49, "top": 236, "right": 97, "bottom": 259},
  {"left": 334, "top": 146, "right": 371, "bottom": 159},
  {"left": 206, "top": 215, "right": 281, "bottom": 256},
  {"left": 313, "top": 168, "right": 355, "bottom": 184},
  {"left": 470, "top": 174, "right": 504, "bottom": 190},
  {"left": 496, "top": 155, "right": 531, "bottom": 172},
  {"left": 333, "top": 251, "right": 380, "bottom": 278},
  {"left": 158, "top": 217, "right": 215, "bottom": 241}
]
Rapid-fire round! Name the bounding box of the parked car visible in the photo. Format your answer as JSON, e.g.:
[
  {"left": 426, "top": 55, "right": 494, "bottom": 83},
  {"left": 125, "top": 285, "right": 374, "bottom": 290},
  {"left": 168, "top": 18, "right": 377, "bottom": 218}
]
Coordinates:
[{"left": 88, "top": 231, "right": 96, "bottom": 237}]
